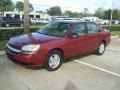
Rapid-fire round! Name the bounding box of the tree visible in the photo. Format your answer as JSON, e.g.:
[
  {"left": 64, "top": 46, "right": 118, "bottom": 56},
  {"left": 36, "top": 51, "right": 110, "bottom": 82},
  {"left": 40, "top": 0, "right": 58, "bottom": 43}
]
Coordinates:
[
  {"left": 64, "top": 10, "right": 80, "bottom": 17},
  {"left": 24, "top": 0, "right": 30, "bottom": 33},
  {"left": 15, "top": 1, "right": 24, "bottom": 12},
  {"left": 94, "top": 7, "right": 105, "bottom": 18},
  {"left": 46, "top": 6, "right": 62, "bottom": 16},
  {"left": 104, "top": 9, "right": 120, "bottom": 20},
  {"left": 0, "top": 0, "right": 14, "bottom": 16},
  {"left": 104, "top": 9, "right": 111, "bottom": 19},
  {"left": 82, "top": 8, "right": 89, "bottom": 17},
  {"left": 15, "top": 1, "right": 34, "bottom": 12},
  {"left": 29, "top": 4, "right": 34, "bottom": 12},
  {"left": 36, "top": 10, "right": 44, "bottom": 14},
  {"left": 112, "top": 9, "right": 120, "bottom": 20}
]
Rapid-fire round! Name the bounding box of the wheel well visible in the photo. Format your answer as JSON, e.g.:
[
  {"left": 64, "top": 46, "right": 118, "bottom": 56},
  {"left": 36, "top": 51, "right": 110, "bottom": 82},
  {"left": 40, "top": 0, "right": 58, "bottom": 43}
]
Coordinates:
[
  {"left": 50, "top": 48, "right": 64, "bottom": 58},
  {"left": 101, "top": 40, "right": 106, "bottom": 46}
]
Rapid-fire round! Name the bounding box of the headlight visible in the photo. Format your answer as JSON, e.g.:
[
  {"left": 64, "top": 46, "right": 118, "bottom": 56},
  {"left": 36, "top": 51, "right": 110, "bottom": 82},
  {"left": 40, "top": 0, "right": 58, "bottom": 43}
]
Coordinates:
[{"left": 21, "top": 44, "right": 40, "bottom": 53}]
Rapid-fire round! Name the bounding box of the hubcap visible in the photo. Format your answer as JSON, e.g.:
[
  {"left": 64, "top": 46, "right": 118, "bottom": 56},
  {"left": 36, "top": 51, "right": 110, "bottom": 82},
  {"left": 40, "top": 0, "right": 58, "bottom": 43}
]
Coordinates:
[
  {"left": 99, "top": 43, "right": 105, "bottom": 54},
  {"left": 49, "top": 54, "right": 60, "bottom": 69},
  {"left": 6, "top": 24, "right": 9, "bottom": 27},
  {"left": 21, "top": 24, "right": 23, "bottom": 27}
]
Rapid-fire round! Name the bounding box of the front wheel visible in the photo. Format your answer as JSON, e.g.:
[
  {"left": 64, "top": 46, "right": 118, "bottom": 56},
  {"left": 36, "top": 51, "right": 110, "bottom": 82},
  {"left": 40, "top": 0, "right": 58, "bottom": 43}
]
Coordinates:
[
  {"left": 44, "top": 50, "right": 63, "bottom": 71},
  {"left": 96, "top": 42, "right": 106, "bottom": 55}
]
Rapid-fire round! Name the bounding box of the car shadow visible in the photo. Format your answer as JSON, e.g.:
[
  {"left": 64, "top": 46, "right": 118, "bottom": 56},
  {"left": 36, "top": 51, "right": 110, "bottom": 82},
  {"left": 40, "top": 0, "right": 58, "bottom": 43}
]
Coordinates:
[
  {"left": 6, "top": 52, "right": 96, "bottom": 70},
  {"left": 63, "top": 52, "right": 95, "bottom": 63}
]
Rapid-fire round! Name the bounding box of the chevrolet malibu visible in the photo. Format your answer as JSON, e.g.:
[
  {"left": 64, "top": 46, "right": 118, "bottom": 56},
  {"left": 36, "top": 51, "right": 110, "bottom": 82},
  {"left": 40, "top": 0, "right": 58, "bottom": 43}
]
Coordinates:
[{"left": 5, "top": 20, "right": 111, "bottom": 71}]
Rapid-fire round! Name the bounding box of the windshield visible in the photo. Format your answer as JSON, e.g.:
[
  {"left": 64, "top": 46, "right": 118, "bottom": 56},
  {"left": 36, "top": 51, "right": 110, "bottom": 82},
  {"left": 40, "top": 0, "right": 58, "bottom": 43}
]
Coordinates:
[{"left": 38, "top": 22, "right": 71, "bottom": 37}]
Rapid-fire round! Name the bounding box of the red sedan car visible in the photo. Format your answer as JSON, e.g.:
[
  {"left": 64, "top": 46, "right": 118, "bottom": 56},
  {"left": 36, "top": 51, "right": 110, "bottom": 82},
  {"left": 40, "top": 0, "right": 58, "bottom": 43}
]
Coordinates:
[{"left": 6, "top": 20, "right": 111, "bottom": 71}]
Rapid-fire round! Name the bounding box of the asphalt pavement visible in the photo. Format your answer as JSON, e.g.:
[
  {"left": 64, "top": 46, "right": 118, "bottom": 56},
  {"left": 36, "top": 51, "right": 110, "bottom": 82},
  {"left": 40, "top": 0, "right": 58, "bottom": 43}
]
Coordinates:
[{"left": 0, "top": 38, "right": 120, "bottom": 90}]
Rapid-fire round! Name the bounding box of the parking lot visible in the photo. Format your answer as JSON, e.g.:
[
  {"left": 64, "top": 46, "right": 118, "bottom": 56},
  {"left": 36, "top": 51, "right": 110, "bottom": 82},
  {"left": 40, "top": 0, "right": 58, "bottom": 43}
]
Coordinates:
[{"left": 0, "top": 38, "right": 120, "bottom": 90}]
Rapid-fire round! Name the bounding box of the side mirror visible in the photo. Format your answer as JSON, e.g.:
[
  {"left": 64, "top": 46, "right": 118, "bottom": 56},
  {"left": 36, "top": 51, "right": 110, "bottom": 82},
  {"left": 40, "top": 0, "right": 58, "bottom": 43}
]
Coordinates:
[{"left": 68, "top": 33, "right": 79, "bottom": 38}]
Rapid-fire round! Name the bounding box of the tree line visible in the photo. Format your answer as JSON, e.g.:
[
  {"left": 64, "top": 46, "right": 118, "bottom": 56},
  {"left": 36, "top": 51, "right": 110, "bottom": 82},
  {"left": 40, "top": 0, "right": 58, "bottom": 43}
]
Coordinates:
[
  {"left": 46, "top": 6, "right": 120, "bottom": 20},
  {"left": 0, "top": 0, "right": 33, "bottom": 16},
  {"left": 0, "top": 0, "right": 120, "bottom": 20}
]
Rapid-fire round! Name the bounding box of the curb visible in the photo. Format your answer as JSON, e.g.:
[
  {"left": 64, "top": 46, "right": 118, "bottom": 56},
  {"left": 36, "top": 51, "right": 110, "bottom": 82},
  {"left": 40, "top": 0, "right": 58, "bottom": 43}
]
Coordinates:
[
  {"left": 111, "top": 35, "right": 119, "bottom": 39},
  {"left": 0, "top": 51, "right": 5, "bottom": 55}
]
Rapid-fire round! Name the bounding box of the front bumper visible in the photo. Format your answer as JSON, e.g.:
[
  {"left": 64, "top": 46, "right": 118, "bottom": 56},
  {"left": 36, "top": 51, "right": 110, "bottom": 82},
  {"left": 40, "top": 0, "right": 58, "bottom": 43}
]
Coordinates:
[{"left": 5, "top": 44, "right": 44, "bottom": 68}]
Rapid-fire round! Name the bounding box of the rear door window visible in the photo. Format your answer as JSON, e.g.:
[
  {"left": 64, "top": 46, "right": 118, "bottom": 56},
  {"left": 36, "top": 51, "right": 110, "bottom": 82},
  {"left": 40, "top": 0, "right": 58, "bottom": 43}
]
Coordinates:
[
  {"left": 71, "top": 23, "right": 86, "bottom": 36},
  {"left": 87, "top": 23, "right": 99, "bottom": 34}
]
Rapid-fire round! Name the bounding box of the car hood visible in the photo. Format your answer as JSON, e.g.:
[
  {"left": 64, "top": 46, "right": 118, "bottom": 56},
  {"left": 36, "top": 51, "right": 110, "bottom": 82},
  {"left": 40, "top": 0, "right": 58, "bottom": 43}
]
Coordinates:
[{"left": 9, "top": 32, "right": 60, "bottom": 48}]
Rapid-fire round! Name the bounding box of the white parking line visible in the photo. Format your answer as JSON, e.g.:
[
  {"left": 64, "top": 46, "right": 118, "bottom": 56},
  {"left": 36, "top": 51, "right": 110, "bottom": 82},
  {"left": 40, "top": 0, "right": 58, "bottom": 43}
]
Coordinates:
[
  {"left": 107, "top": 48, "right": 120, "bottom": 53},
  {"left": 74, "top": 60, "right": 120, "bottom": 77}
]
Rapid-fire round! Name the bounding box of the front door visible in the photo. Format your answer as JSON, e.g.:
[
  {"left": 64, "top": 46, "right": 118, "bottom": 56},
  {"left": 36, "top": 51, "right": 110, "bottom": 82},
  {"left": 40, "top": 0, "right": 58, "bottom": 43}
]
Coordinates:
[{"left": 65, "top": 23, "right": 89, "bottom": 56}]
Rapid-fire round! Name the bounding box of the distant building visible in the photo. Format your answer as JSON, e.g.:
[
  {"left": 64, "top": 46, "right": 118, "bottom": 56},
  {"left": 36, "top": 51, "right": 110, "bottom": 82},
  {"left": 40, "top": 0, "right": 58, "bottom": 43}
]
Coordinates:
[{"left": 0, "top": 11, "right": 50, "bottom": 19}]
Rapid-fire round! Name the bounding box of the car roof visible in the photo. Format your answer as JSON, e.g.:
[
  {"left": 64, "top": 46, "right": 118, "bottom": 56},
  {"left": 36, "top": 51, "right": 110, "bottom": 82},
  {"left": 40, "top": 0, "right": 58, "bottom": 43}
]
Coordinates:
[{"left": 52, "top": 20, "right": 94, "bottom": 24}]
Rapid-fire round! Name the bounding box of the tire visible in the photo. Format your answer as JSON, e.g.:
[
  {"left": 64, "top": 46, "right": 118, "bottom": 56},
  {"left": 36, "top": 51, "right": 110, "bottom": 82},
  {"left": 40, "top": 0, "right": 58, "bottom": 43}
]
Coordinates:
[
  {"left": 20, "top": 24, "right": 24, "bottom": 27},
  {"left": 5, "top": 24, "right": 10, "bottom": 27},
  {"left": 96, "top": 42, "right": 106, "bottom": 55},
  {"left": 44, "top": 50, "right": 63, "bottom": 71}
]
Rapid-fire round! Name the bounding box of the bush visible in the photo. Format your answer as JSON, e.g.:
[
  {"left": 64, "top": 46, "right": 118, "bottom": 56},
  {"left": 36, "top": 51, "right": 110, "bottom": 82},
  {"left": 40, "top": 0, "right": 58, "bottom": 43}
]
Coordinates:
[
  {"left": 0, "top": 27, "right": 40, "bottom": 41},
  {"left": 103, "top": 25, "right": 120, "bottom": 31},
  {"left": 0, "top": 25, "right": 120, "bottom": 41},
  {"left": 0, "top": 40, "right": 8, "bottom": 51}
]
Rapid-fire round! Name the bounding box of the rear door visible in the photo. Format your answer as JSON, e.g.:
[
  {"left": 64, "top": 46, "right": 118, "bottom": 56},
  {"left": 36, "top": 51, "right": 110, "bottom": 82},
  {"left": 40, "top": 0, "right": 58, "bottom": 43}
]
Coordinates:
[{"left": 85, "top": 22, "right": 101, "bottom": 51}]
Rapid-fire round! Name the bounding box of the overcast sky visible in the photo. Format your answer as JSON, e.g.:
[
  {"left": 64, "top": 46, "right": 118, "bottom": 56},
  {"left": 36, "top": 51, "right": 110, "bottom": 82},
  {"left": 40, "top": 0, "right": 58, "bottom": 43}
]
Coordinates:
[{"left": 12, "top": 0, "right": 120, "bottom": 13}]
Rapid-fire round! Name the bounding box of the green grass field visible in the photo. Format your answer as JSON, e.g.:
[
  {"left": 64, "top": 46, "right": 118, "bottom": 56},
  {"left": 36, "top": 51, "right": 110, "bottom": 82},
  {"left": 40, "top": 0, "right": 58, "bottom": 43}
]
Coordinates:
[
  {"left": 103, "top": 25, "right": 120, "bottom": 36},
  {"left": 111, "top": 31, "right": 120, "bottom": 36}
]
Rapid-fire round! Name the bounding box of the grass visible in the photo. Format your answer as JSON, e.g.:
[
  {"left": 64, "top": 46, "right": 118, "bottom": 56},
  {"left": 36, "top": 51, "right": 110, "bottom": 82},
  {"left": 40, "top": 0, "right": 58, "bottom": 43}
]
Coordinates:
[
  {"left": 111, "top": 31, "right": 120, "bottom": 36},
  {"left": 0, "top": 24, "right": 45, "bottom": 30},
  {"left": 0, "top": 40, "right": 8, "bottom": 51},
  {"left": 102, "top": 24, "right": 120, "bottom": 27}
]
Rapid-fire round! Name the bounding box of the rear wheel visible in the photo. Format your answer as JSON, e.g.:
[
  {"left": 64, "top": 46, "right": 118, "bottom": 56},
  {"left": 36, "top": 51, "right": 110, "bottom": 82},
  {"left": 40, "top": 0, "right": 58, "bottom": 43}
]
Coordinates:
[
  {"left": 5, "top": 24, "right": 10, "bottom": 27},
  {"left": 45, "top": 50, "right": 63, "bottom": 71},
  {"left": 20, "top": 24, "right": 24, "bottom": 27},
  {"left": 96, "top": 42, "right": 106, "bottom": 55}
]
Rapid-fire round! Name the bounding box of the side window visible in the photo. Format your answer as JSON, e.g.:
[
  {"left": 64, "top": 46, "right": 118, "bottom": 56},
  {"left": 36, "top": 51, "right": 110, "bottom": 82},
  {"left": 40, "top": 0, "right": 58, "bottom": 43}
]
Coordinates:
[
  {"left": 87, "top": 23, "right": 99, "bottom": 34},
  {"left": 71, "top": 24, "right": 86, "bottom": 36}
]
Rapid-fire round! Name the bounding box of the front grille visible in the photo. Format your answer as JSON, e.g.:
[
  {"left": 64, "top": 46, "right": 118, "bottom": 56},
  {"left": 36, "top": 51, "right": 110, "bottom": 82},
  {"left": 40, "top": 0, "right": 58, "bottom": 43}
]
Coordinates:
[
  {"left": 7, "top": 44, "right": 21, "bottom": 53},
  {"left": 8, "top": 43, "right": 21, "bottom": 50},
  {"left": 6, "top": 53, "right": 34, "bottom": 66}
]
